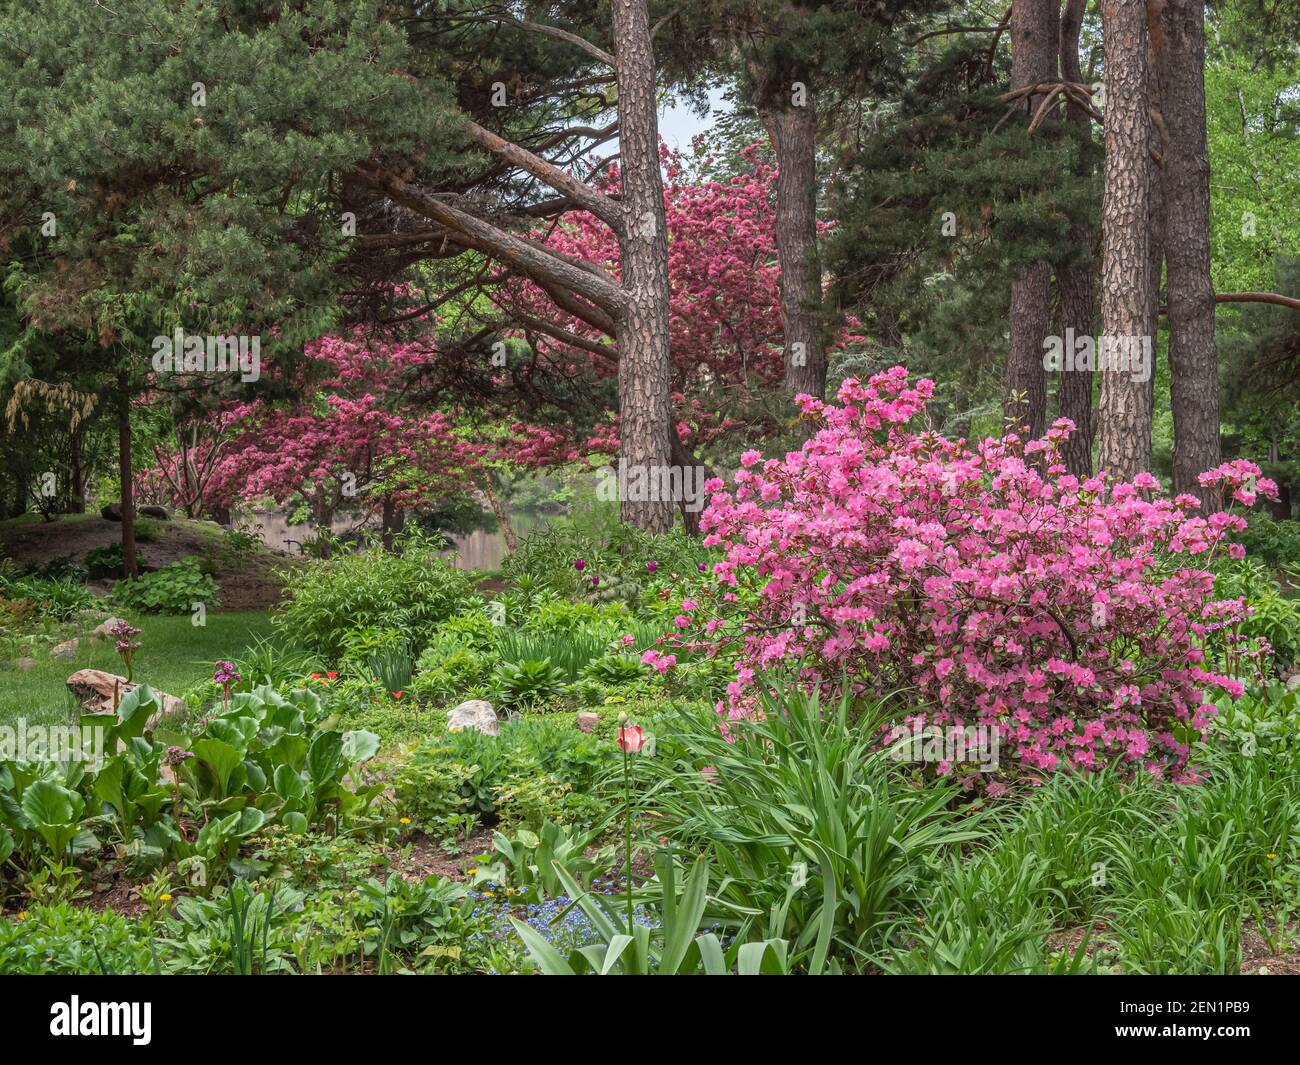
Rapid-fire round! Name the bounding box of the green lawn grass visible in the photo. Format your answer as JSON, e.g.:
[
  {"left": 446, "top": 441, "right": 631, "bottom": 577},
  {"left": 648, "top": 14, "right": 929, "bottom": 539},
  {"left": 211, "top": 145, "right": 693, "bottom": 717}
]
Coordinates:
[{"left": 0, "top": 611, "right": 276, "bottom": 728}]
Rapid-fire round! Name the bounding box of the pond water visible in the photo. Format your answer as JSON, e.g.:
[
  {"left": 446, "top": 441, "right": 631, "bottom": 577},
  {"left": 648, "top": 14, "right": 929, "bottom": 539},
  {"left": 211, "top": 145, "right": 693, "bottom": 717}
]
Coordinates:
[{"left": 235, "top": 508, "right": 508, "bottom": 571}]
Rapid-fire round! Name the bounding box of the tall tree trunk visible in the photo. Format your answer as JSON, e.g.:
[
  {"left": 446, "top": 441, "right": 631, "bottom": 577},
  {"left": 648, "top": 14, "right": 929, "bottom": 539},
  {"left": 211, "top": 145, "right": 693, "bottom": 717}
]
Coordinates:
[
  {"left": 762, "top": 94, "right": 826, "bottom": 401},
  {"left": 12, "top": 472, "right": 29, "bottom": 519},
  {"left": 482, "top": 473, "right": 517, "bottom": 552},
  {"left": 68, "top": 423, "right": 87, "bottom": 513},
  {"left": 1161, "top": 0, "right": 1221, "bottom": 506},
  {"left": 1144, "top": 1, "right": 1166, "bottom": 421},
  {"left": 669, "top": 424, "right": 714, "bottom": 537},
  {"left": 1004, "top": 0, "right": 1059, "bottom": 439},
  {"left": 1097, "top": 0, "right": 1154, "bottom": 479},
  {"left": 312, "top": 487, "right": 333, "bottom": 559},
  {"left": 1057, "top": 0, "right": 1097, "bottom": 475},
  {"left": 117, "top": 370, "right": 138, "bottom": 579},
  {"left": 612, "top": 0, "right": 673, "bottom": 533},
  {"left": 380, "top": 494, "right": 406, "bottom": 551}
]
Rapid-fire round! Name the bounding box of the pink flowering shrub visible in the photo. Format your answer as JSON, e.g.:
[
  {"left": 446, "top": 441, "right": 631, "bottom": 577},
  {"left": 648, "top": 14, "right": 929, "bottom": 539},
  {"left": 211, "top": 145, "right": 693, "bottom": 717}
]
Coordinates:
[{"left": 698, "top": 367, "right": 1275, "bottom": 785}]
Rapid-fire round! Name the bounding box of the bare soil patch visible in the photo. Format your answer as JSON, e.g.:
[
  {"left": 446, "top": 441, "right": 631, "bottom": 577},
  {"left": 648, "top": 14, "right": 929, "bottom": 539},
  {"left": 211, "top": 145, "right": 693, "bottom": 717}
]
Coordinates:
[{"left": 0, "top": 513, "right": 288, "bottom": 611}]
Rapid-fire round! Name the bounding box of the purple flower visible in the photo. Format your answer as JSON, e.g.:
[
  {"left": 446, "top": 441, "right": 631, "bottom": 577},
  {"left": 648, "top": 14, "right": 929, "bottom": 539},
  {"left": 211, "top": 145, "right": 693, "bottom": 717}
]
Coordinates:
[
  {"left": 645, "top": 561, "right": 658, "bottom": 573},
  {"left": 110, "top": 620, "right": 142, "bottom": 682},
  {"left": 574, "top": 559, "right": 586, "bottom": 572},
  {"left": 697, "top": 562, "right": 707, "bottom": 572},
  {"left": 213, "top": 659, "right": 241, "bottom": 686},
  {"left": 110, "top": 620, "right": 142, "bottom": 654}
]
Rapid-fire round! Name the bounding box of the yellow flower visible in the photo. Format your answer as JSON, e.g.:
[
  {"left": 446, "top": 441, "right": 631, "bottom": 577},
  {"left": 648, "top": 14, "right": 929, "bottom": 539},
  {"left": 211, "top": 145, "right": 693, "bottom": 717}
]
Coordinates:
[
  {"left": 17, "top": 911, "right": 26, "bottom": 923},
  {"left": 483, "top": 890, "right": 494, "bottom": 897},
  {"left": 159, "top": 893, "right": 172, "bottom": 902},
  {"left": 1268, "top": 853, "right": 1277, "bottom": 861},
  {"left": 467, "top": 867, "right": 479, "bottom": 876},
  {"left": 399, "top": 817, "right": 411, "bottom": 825}
]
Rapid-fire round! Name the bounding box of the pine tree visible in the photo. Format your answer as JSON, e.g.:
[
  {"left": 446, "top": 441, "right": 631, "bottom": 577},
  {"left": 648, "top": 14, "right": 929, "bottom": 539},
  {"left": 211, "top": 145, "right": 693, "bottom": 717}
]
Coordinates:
[{"left": 1097, "top": 0, "right": 1155, "bottom": 478}]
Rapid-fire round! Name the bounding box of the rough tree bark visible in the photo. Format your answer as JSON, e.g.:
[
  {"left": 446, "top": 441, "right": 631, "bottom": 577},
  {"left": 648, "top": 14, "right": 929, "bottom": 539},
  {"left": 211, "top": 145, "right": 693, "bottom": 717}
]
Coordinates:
[
  {"left": 611, "top": 0, "right": 673, "bottom": 532},
  {"left": 1144, "top": 0, "right": 1166, "bottom": 420},
  {"left": 1161, "top": 0, "right": 1221, "bottom": 506},
  {"left": 117, "top": 370, "right": 138, "bottom": 579},
  {"left": 1097, "top": 0, "right": 1154, "bottom": 479},
  {"left": 1057, "top": 0, "right": 1097, "bottom": 475},
  {"left": 1004, "top": 0, "right": 1059, "bottom": 439},
  {"left": 761, "top": 91, "right": 826, "bottom": 401}
]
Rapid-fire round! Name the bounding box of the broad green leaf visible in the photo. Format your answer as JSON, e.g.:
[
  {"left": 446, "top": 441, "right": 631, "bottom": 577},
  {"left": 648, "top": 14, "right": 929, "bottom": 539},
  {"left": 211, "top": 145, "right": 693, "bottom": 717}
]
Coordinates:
[
  {"left": 308, "top": 731, "right": 343, "bottom": 783},
  {"left": 191, "top": 738, "right": 243, "bottom": 799},
  {"left": 280, "top": 811, "right": 308, "bottom": 834},
  {"left": 273, "top": 764, "right": 307, "bottom": 804},
  {"left": 340, "top": 729, "right": 380, "bottom": 764},
  {"left": 20, "top": 779, "right": 82, "bottom": 828}
]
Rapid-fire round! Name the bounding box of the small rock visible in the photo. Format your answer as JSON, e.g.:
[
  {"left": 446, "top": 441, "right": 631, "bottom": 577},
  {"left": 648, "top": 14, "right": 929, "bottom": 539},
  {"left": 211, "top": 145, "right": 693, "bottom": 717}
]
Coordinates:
[
  {"left": 67, "top": 668, "right": 185, "bottom": 728},
  {"left": 90, "top": 617, "right": 129, "bottom": 639},
  {"left": 16, "top": 656, "right": 37, "bottom": 672},
  {"left": 139, "top": 505, "right": 171, "bottom": 520},
  {"left": 50, "top": 639, "right": 79, "bottom": 660},
  {"left": 575, "top": 711, "right": 599, "bottom": 733},
  {"left": 100, "top": 503, "right": 122, "bottom": 522},
  {"left": 446, "top": 699, "right": 499, "bottom": 736}
]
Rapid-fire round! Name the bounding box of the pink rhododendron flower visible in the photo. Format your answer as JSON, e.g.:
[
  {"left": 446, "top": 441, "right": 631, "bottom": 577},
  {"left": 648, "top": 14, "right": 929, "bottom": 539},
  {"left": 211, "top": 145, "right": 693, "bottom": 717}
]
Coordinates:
[{"left": 697, "top": 367, "right": 1272, "bottom": 787}]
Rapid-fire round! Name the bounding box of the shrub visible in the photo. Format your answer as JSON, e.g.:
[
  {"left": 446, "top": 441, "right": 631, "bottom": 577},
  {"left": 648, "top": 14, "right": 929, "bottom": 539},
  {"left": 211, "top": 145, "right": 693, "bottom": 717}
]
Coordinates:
[
  {"left": 492, "top": 658, "right": 568, "bottom": 709},
  {"left": 502, "top": 523, "right": 715, "bottom": 605},
  {"left": 522, "top": 599, "right": 627, "bottom": 639},
  {"left": 273, "top": 532, "right": 475, "bottom": 658},
  {"left": 113, "top": 557, "right": 218, "bottom": 615},
  {"left": 698, "top": 367, "right": 1270, "bottom": 784},
  {"left": 393, "top": 717, "right": 608, "bottom": 831},
  {"left": 0, "top": 572, "right": 96, "bottom": 620},
  {"left": 498, "top": 630, "right": 608, "bottom": 682},
  {"left": 1210, "top": 555, "right": 1300, "bottom": 668},
  {"left": 1235, "top": 511, "right": 1300, "bottom": 568},
  {"left": 133, "top": 516, "right": 163, "bottom": 542},
  {"left": 85, "top": 542, "right": 128, "bottom": 579},
  {"left": 0, "top": 904, "right": 158, "bottom": 975},
  {"left": 367, "top": 642, "right": 414, "bottom": 694},
  {"left": 424, "top": 610, "right": 502, "bottom": 656},
  {"left": 642, "top": 684, "right": 984, "bottom": 966},
  {"left": 410, "top": 646, "right": 492, "bottom": 706},
  {"left": 581, "top": 653, "right": 646, "bottom": 686}
]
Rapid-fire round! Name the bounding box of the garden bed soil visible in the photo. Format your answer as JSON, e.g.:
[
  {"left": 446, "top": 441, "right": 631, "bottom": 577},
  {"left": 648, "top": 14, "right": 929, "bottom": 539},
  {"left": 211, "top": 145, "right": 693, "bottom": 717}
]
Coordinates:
[{"left": 0, "top": 513, "right": 287, "bottom": 610}]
